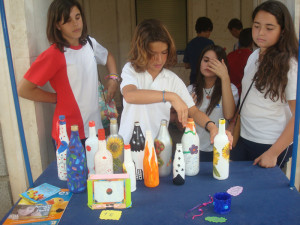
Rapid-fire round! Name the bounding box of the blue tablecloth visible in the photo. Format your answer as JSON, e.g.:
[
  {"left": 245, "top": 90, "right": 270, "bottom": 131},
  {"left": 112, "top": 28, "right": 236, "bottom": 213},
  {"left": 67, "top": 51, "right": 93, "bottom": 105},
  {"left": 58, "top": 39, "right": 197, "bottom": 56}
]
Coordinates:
[{"left": 2, "top": 161, "right": 300, "bottom": 225}]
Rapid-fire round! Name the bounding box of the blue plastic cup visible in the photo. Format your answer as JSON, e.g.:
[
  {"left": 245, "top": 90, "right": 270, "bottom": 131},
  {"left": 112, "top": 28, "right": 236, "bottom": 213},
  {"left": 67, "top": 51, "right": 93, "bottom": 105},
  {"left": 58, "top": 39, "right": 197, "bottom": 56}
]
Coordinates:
[{"left": 213, "top": 192, "right": 231, "bottom": 214}]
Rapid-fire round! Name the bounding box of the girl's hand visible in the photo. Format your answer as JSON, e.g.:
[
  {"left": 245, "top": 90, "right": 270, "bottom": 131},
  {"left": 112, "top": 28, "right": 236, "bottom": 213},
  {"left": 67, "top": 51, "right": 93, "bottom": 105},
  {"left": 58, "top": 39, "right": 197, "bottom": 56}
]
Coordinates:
[
  {"left": 169, "top": 93, "right": 189, "bottom": 127},
  {"left": 208, "top": 59, "right": 229, "bottom": 80},
  {"left": 225, "top": 130, "right": 233, "bottom": 150},
  {"left": 105, "top": 79, "right": 118, "bottom": 103},
  {"left": 208, "top": 126, "right": 233, "bottom": 150},
  {"left": 253, "top": 150, "right": 277, "bottom": 168}
]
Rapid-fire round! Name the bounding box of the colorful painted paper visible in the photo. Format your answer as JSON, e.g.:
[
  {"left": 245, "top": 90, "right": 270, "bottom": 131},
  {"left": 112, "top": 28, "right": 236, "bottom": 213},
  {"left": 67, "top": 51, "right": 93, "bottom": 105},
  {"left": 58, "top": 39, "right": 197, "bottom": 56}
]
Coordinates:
[
  {"left": 227, "top": 186, "right": 243, "bottom": 196},
  {"left": 87, "top": 174, "right": 132, "bottom": 209},
  {"left": 205, "top": 217, "right": 227, "bottom": 223}
]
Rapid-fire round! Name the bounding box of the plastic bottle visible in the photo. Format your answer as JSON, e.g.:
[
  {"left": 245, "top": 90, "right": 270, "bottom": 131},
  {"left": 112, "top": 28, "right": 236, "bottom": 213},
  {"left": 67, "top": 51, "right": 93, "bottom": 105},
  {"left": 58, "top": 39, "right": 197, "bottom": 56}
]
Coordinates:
[
  {"left": 66, "top": 125, "right": 87, "bottom": 193},
  {"left": 181, "top": 118, "right": 200, "bottom": 176},
  {"left": 154, "top": 119, "right": 172, "bottom": 177},
  {"left": 123, "top": 144, "right": 136, "bottom": 192},
  {"left": 56, "top": 115, "right": 69, "bottom": 181},
  {"left": 143, "top": 131, "right": 159, "bottom": 188},
  {"left": 106, "top": 118, "right": 124, "bottom": 173},
  {"left": 130, "top": 122, "right": 145, "bottom": 180},
  {"left": 94, "top": 129, "right": 113, "bottom": 174},
  {"left": 213, "top": 118, "right": 230, "bottom": 180},
  {"left": 85, "top": 121, "right": 98, "bottom": 175}
]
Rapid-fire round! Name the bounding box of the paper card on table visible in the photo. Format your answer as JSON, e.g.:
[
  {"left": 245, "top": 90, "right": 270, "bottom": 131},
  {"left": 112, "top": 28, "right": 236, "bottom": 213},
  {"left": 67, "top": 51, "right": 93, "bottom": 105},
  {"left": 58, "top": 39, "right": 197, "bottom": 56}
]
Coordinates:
[
  {"left": 3, "top": 189, "right": 72, "bottom": 225},
  {"left": 19, "top": 183, "right": 61, "bottom": 204},
  {"left": 100, "top": 210, "right": 122, "bottom": 220},
  {"left": 227, "top": 186, "right": 243, "bottom": 197}
]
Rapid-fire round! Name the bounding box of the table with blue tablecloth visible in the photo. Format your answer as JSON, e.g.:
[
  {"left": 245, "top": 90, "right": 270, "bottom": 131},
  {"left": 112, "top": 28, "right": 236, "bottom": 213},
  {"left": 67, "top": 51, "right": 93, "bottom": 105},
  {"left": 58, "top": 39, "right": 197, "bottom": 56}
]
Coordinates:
[{"left": 2, "top": 161, "right": 300, "bottom": 225}]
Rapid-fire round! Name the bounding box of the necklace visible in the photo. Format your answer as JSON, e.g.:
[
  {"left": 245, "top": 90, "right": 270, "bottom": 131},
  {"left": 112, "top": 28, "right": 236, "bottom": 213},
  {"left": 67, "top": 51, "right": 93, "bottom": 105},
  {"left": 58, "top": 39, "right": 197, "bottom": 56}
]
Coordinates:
[{"left": 204, "top": 87, "right": 213, "bottom": 99}]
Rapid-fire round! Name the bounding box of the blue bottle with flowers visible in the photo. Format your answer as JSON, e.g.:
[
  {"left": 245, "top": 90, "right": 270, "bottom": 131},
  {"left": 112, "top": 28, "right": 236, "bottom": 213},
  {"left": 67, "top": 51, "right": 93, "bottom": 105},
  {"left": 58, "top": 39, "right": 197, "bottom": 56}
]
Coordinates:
[{"left": 66, "top": 125, "right": 87, "bottom": 193}]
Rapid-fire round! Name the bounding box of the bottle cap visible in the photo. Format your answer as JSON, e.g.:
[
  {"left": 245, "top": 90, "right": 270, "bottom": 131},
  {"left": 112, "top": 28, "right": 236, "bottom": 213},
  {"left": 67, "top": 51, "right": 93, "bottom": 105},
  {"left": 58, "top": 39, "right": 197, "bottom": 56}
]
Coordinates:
[
  {"left": 110, "top": 118, "right": 117, "bottom": 125},
  {"left": 59, "top": 115, "right": 65, "bottom": 120},
  {"left": 98, "top": 129, "right": 105, "bottom": 140},
  {"left": 161, "top": 119, "right": 168, "bottom": 125},
  {"left": 187, "top": 118, "right": 194, "bottom": 123},
  {"left": 89, "top": 121, "right": 95, "bottom": 127},
  {"left": 71, "top": 125, "right": 78, "bottom": 131},
  {"left": 134, "top": 121, "right": 140, "bottom": 126},
  {"left": 219, "top": 118, "right": 226, "bottom": 125},
  {"left": 145, "top": 130, "right": 152, "bottom": 138},
  {"left": 124, "top": 144, "right": 131, "bottom": 150},
  {"left": 176, "top": 143, "right": 182, "bottom": 149}
]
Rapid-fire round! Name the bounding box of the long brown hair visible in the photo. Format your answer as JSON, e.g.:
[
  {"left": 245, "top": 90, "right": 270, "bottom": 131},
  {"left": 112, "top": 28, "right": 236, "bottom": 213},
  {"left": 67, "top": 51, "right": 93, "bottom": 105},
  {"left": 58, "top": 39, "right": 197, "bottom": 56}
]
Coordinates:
[
  {"left": 193, "top": 45, "right": 228, "bottom": 116},
  {"left": 129, "top": 19, "right": 177, "bottom": 72},
  {"left": 252, "top": 1, "right": 298, "bottom": 102},
  {"left": 46, "top": 0, "right": 88, "bottom": 52}
]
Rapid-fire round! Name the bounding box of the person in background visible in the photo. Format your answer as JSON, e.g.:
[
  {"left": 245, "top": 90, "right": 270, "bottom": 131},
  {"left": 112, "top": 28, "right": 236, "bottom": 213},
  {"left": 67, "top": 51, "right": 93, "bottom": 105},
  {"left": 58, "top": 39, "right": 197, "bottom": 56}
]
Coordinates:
[
  {"left": 17, "top": 0, "right": 118, "bottom": 147},
  {"left": 183, "top": 17, "right": 214, "bottom": 85},
  {"left": 118, "top": 19, "right": 233, "bottom": 148},
  {"left": 188, "top": 45, "right": 238, "bottom": 162},
  {"left": 230, "top": 0, "right": 298, "bottom": 168},
  {"left": 227, "top": 28, "right": 253, "bottom": 96},
  {"left": 227, "top": 18, "right": 243, "bottom": 51}
]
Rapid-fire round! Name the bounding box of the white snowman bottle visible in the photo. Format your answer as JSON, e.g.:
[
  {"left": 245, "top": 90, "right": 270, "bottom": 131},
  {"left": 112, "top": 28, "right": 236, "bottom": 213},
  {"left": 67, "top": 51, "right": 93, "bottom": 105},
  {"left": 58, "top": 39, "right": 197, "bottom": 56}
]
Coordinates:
[
  {"left": 173, "top": 143, "right": 185, "bottom": 185},
  {"left": 181, "top": 118, "right": 200, "bottom": 176},
  {"left": 213, "top": 118, "right": 230, "bottom": 180}
]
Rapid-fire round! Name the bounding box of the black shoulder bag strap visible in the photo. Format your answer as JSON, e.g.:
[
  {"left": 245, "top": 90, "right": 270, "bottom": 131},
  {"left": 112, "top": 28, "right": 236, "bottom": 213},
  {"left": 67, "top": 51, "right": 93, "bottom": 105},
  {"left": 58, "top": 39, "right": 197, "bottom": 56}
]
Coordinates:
[
  {"left": 239, "top": 79, "right": 255, "bottom": 115},
  {"left": 87, "top": 35, "right": 93, "bottom": 49}
]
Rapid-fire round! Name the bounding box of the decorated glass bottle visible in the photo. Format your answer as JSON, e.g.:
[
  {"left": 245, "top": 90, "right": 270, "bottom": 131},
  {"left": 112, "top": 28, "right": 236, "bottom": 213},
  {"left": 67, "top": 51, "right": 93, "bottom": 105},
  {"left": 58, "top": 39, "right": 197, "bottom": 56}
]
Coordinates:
[
  {"left": 173, "top": 143, "right": 185, "bottom": 185},
  {"left": 123, "top": 144, "right": 136, "bottom": 192},
  {"left": 181, "top": 118, "right": 200, "bottom": 176},
  {"left": 154, "top": 119, "right": 172, "bottom": 177},
  {"left": 95, "top": 129, "right": 113, "bottom": 174},
  {"left": 66, "top": 125, "right": 87, "bottom": 193},
  {"left": 106, "top": 118, "right": 124, "bottom": 173},
  {"left": 213, "top": 118, "right": 230, "bottom": 180},
  {"left": 143, "top": 130, "right": 159, "bottom": 188},
  {"left": 56, "top": 115, "right": 69, "bottom": 181},
  {"left": 85, "top": 121, "right": 98, "bottom": 175},
  {"left": 130, "top": 122, "right": 145, "bottom": 180}
]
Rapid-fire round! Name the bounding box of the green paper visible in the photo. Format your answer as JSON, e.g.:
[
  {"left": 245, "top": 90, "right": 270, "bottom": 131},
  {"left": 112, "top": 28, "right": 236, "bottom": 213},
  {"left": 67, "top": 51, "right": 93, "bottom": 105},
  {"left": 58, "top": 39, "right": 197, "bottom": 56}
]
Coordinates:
[
  {"left": 87, "top": 180, "right": 93, "bottom": 209},
  {"left": 205, "top": 216, "right": 227, "bottom": 223},
  {"left": 125, "top": 178, "right": 132, "bottom": 208}
]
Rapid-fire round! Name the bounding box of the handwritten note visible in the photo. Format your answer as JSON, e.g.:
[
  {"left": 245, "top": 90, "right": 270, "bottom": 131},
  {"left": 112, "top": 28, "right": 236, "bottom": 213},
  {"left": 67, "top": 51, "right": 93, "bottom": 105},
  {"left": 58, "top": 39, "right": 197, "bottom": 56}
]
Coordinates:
[{"left": 100, "top": 210, "right": 122, "bottom": 220}]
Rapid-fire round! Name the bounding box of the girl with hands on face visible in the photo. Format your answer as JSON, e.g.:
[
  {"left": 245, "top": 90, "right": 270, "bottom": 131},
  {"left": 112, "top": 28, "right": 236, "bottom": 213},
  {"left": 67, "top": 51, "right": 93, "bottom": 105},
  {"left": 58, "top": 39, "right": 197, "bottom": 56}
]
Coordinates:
[{"left": 187, "top": 45, "right": 239, "bottom": 162}]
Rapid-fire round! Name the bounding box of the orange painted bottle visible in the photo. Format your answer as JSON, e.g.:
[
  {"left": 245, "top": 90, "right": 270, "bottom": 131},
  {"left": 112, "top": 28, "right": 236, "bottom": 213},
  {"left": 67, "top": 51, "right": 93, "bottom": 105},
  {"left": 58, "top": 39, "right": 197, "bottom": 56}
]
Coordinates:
[{"left": 143, "top": 130, "right": 159, "bottom": 188}]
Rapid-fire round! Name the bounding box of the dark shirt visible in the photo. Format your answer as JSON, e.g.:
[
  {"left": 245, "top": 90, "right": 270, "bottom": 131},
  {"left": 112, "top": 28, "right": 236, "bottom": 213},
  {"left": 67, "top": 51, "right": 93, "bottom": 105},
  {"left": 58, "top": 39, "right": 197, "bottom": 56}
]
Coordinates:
[{"left": 183, "top": 36, "right": 214, "bottom": 84}]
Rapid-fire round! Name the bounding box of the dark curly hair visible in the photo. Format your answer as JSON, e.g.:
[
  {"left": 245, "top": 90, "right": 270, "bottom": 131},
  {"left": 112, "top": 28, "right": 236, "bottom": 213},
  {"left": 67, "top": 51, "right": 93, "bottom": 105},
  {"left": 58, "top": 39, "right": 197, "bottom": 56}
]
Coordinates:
[
  {"left": 195, "top": 17, "right": 213, "bottom": 33},
  {"left": 252, "top": 0, "right": 298, "bottom": 102}
]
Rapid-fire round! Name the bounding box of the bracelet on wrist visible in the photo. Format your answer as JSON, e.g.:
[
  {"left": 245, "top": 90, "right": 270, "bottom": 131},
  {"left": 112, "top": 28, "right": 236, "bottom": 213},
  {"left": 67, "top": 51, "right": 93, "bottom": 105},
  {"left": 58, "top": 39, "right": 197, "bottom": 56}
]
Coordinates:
[
  {"left": 105, "top": 74, "right": 120, "bottom": 82},
  {"left": 162, "top": 90, "right": 166, "bottom": 103},
  {"left": 205, "top": 120, "right": 215, "bottom": 132}
]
